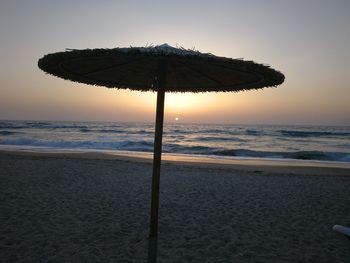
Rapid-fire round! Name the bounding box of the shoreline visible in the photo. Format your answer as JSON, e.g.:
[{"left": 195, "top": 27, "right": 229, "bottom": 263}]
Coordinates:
[{"left": 0, "top": 147, "right": 350, "bottom": 172}]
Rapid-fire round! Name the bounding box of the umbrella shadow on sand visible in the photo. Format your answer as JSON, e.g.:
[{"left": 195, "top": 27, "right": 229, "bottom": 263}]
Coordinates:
[{"left": 148, "top": 236, "right": 158, "bottom": 263}]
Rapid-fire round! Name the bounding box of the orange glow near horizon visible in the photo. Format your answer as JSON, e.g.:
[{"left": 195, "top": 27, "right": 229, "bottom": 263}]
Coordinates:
[{"left": 165, "top": 93, "right": 214, "bottom": 114}]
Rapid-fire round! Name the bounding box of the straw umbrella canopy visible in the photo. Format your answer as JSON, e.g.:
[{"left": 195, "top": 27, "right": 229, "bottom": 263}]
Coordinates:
[{"left": 38, "top": 43, "right": 285, "bottom": 237}]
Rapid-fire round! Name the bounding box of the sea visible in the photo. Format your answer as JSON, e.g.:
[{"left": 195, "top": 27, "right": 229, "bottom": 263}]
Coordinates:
[{"left": 0, "top": 120, "right": 349, "bottom": 163}]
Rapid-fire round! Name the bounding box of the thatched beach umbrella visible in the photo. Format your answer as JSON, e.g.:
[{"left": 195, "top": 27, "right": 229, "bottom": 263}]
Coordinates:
[{"left": 38, "top": 44, "right": 284, "bottom": 237}]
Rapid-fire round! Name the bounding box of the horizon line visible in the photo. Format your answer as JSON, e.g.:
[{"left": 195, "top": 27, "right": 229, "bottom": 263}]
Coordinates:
[{"left": 0, "top": 118, "right": 349, "bottom": 127}]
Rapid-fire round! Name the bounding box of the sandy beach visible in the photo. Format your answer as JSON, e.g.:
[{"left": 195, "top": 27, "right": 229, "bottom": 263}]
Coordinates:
[{"left": 1, "top": 150, "right": 350, "bottom": 262}]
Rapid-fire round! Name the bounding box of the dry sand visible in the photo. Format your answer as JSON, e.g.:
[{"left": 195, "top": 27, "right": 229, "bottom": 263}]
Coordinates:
[{"left": 1, "top": 150, "right": 350, "bottom": 262}]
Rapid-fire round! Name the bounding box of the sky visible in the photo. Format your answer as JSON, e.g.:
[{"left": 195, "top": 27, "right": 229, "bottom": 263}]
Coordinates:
[{"left": 0, "top": 0, "right": 349, "bottom": 125}]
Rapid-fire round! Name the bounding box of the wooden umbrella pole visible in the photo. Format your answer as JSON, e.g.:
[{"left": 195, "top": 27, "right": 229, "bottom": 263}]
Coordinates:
[{"left": 150, "top": 59, "right": 168, "bottom": 237}]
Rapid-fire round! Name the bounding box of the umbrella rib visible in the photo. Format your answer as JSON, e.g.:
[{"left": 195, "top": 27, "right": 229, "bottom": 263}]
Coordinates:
[
  {"left": 59, "top": 59, "right": 156, "bottom": 89},
  {"left": 176, "top": 60, "right": 223, "bottom": 86},
  {"left": 58, "top": 57, "right": 157, "bottom": 88},
  {"left": 176, "top": 60, "right": 263, "bottom": 90},
  {"left": 61, "top": 57, "right": 148, "bottom": 76},
  {"left": 84, "top": 58, "right": 148, "bottom": 76},
  {"left": 208, "top": 62, "right": 266, "bottom": 86}
]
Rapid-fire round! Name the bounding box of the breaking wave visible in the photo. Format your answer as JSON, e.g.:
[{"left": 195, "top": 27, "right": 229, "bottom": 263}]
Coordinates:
[
  {"left": 213, "top": 149, "right": 350, "bottom": 162},
  {"left": 279, "top": 130, "right": 350, "bottom": 138}
]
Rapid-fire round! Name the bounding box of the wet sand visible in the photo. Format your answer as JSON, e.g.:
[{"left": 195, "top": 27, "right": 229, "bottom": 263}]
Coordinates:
[{"left": 1, "top": 150, "right": 350, "bottom": 262}]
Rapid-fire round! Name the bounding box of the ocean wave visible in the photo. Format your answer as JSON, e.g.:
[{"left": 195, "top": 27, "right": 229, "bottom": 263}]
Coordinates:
[
  {"left": 279, "top": 130, "right": 350, "bottom": 138},
  {"left": 199, "top": 129, "right": 241, "bottom": 136},
  {"left": 80, "top": 128, "right": 91, "bottom": 132},
  {"left": 0, "top": 137, "right": 154, "bottom": 151},
  {"left": 245, "top": 129, "right": 262, "bottom": 136},
  {"left": 213, "top": 149, "right": 350, "bottom": 162},
  {"left": 165, "top": 144, "right": 212, "bottom": 153},
  {"left": 0, "top": 130, "right": 20, "bottom": 135},
  {"left": 199, "top": 129, "right": 261, "bottom": 136},
  {"left": 204, "top": 128, "right": 227, "bottom": 134},
  {"left": 25, "top": 121, "right": 51, "bottom": 125},
  {"left": 49, "top": 124, "right": 89, "bottom": 129},
  {"left": 0, "top": 123, "right": 27, "bottom": 129},
  {"left": 99, "top": 129, "right": 126, "bottom": 133},
  {"left": 168, "top": 129, "right": 192, "bottom": 134},
  {"left": 26, "top": 122, "right": 82, "bottom": 129},
  {"left": 194, "top": 136, "right": 245, "bottom": 142},
  {"left": 137, "top": 129, "right": 153, "bottom": 134},
  {"left": 0, "top": 137, "right": 38, "bottom": 146},
  {"left": 79, "top": 128, "right": 125, "bottom": 133},
  {"left": 120, "top": 140, "right": 154, "bottom": 151},
  {"left": 0, "top": 122, "right": 90, "bottom": 130}
]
